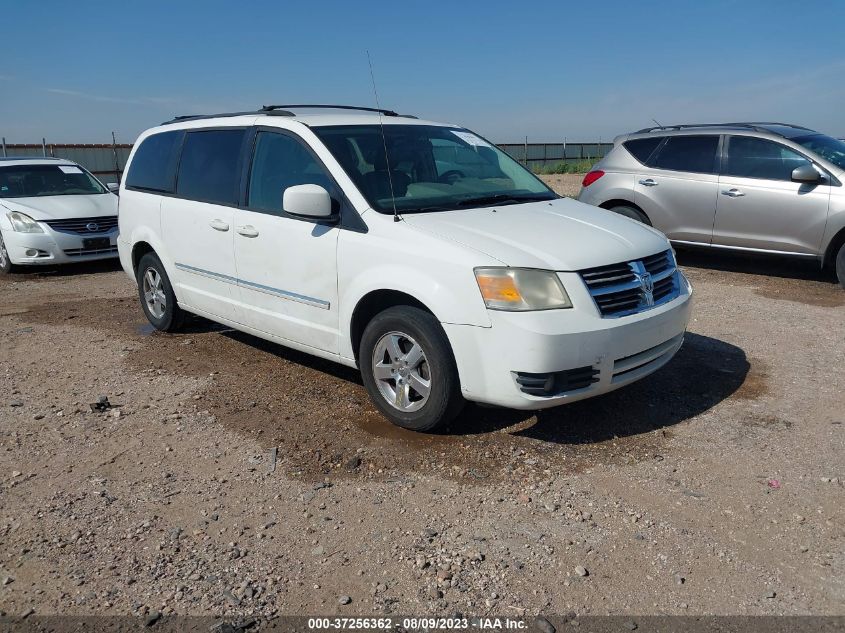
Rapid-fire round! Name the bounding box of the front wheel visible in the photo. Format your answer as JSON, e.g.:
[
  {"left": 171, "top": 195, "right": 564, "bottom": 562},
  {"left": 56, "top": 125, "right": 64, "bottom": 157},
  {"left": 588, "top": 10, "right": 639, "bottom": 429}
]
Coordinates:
[
  {"left": 0, "top": 230, "right": 18, "bottom": 275},
  {"left": 836, "top": 242, "right": 845, "bottom": 290},
  {"left": 609, "top": 204, "right": 651, "bottom": 225},
  {"left": 359, "top": 306, "right": 464, "bottom": 432},
  {"left": 136, "top": 252, "right": 186, "bottom": 332}
]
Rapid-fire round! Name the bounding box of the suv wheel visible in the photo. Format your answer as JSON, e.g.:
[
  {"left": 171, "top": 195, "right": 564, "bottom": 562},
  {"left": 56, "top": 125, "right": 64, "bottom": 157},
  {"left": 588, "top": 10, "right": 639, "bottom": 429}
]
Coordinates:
[
  {"left": 359, "top": 306, "right": 464, "bottom": 432},
  {"left": 836, "top": 242, "right": 845, "bottom": 290},
  {"left": 609, "top": 205, "right": 650, "bottom": 225},
  {"left": 0, "top": 230, "right": 17, "bottom": 275},
  {"left": 136, "top": 252, "right": 185, "bottom": 332}
]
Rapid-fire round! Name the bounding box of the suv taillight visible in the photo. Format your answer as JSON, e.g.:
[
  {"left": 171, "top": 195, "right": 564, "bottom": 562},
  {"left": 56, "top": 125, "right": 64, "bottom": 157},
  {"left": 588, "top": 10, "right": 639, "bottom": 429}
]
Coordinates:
[{"left": 581, "top": 170, "right": 605, "bottom": 187}]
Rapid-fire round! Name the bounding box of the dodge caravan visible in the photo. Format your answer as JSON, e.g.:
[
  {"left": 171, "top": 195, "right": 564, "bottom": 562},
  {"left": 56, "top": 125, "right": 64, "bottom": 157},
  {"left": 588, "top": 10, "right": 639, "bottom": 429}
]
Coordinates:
[{"left": 117, "top": 105, "right": 692, "bottom": 431}]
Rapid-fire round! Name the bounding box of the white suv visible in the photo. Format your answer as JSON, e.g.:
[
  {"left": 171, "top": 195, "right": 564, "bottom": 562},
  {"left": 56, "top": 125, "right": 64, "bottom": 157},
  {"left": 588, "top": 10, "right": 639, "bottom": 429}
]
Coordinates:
[
  {"left": 117, "top": 105, "right": 692, "bottom": 431},
  {"left": 0, "top": 157, "right": 119, "bottom": 274}
]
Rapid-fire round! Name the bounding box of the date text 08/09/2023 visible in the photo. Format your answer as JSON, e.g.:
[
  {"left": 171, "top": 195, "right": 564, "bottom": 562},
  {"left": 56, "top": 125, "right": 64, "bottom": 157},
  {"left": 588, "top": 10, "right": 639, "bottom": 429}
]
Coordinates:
[{"left": 307, "top": 617, "right": 529, "bottom": 630}]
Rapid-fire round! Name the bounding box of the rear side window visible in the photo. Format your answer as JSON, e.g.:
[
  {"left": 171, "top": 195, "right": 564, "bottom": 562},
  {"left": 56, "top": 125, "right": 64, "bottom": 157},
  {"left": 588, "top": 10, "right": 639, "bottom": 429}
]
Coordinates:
[
  {"left": 651, "top": 135, "right": 719, "bottom": 174},
  {"left": 624, "top": 137, "right": 663, "bottom": 164},
  {"left": 125, "top": 131, "right": 183, "bottom": 192},
  {"left": 724, "top": 136, "right": 810, "bottom": 181},
  {"left": 176, "top": 129, "right": 246, "bottom": 205}
]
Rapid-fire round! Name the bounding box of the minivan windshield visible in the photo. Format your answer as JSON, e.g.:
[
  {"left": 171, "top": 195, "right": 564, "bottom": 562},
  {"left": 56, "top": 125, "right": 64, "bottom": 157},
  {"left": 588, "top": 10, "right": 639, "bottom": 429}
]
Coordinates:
[
  {"left": 312, "top": 124, "right": 556, "bottom": 213},
  {"left": 0, "top": 164, "right": 107, "bottom": 198},
  {"left": 793, "top": 134, "right": 845, "bottom": 171}
]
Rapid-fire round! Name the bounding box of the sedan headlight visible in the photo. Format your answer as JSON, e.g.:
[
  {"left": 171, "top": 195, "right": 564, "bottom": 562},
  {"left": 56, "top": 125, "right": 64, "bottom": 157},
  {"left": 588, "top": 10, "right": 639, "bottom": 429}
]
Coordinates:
[
  {"left": 474, "top": 267, "right": 572, "bottom": 311},
  {"left": 7, "top": 212, "right": 44, "bottom": 234}
]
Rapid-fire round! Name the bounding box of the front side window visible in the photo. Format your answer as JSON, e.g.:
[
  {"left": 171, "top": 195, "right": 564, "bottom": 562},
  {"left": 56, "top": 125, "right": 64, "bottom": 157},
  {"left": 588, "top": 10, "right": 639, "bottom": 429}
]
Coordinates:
[
  {"left": 651, "top": 135, "right": 719, "bottom": 174},
  {"left": 724, "top": 136, "right": 809, "bottom": 181},
  {"left": 792, "top": 134, "right": 845, "bottom": 171},
  {"left": 312, "top": 124, "right": 555, "bottom": 214},
  {"left": 0, "top": 164, "right": 107, "bottom": 198},
  {"left": 176, "top": 129, "right": 246, "bottom": 205},
  {"left": 125, "top": 130, "right": 183, "bottom": 193},
  {"left": 247, "top": 132, "right": 335, "bottom": 214}
]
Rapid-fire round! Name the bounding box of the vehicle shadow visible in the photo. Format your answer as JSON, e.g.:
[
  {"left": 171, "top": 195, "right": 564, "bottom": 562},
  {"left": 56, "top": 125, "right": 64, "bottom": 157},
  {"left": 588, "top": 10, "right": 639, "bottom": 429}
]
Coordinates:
[
  {"left": 442, "top": 331, "right": 749, "bottom": 443},
  {"left": 676, "top": 247, "right": 835, "bottom": 283},
  {"left": 4, "top": 258, "right": 123, "bottom": 279}
]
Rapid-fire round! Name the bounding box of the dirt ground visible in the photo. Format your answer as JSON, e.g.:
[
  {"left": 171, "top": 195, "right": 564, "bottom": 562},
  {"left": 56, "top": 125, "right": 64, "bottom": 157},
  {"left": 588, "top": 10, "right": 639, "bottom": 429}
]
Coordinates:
[
  {"left": 0, "top": 243, "right": 843, "bottom": 620},
  {"left": 538, "top": 174, "right": 584, "bottom": 198}
]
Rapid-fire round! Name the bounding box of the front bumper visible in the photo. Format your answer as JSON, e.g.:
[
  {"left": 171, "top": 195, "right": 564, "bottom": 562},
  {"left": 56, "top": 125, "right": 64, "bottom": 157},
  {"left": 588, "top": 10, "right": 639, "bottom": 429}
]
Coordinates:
[
  {"left": 2, "top": 225, "right": 118, "bottom": 265},
  {"left": 443, "top": 271, "right": 693, "bottom": 410}
]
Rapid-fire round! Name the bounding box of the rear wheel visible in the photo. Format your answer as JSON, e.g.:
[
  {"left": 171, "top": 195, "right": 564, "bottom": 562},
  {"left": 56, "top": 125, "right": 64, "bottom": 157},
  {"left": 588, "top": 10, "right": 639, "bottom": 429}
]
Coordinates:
[
  {"left": 836, "top": 242, "right": 845, "bottom": 290},
  {"left": 359, "top": 306, "right": 464, "bottom": 432},
  {"left": 136, "top": 252, "right": 185, "bottom": 332},
  {"left": 609, "top": 204, "right": 650, "bottom": 225}
]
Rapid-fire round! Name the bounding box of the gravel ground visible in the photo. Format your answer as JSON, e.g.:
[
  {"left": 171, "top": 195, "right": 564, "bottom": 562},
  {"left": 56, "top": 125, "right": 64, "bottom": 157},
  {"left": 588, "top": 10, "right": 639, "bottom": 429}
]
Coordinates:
[{"left": 0, "top": 245, "right": 843, "bottom": 620}]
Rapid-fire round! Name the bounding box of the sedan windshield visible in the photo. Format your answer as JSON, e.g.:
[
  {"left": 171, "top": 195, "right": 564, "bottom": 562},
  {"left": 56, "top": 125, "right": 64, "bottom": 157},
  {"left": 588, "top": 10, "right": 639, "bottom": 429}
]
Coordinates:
[
  {"left": 312, "top": 124, "right": 556, "bottom": 213},
  {"left": 0, "top": 164, "right": 107, "bottom": 198},
  {"left": 792, "top": 134, "right": 845, "bottom": 171}
]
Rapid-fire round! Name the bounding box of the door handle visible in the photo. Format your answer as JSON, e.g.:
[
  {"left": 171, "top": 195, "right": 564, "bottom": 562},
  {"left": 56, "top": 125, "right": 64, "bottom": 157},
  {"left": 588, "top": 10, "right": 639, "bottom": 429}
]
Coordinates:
[
  {"left": 721, "top": 188, "right": 746, "bottom": 198},
  {"left": 638, "top": 178, "right": 658, "bottom": 187},
  {"left": 209, "top": 219, "right": 230, "bottom": 232},
  {"left": 237, "top": 225, "right": 259, "bottom": 238}
]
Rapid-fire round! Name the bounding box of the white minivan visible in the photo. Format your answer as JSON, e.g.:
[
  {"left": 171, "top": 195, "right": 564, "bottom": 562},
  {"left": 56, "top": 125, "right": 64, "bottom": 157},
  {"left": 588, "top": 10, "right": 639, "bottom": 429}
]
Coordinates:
[{"left": 117, "top": 105, "right": 692, "bottom": 431}]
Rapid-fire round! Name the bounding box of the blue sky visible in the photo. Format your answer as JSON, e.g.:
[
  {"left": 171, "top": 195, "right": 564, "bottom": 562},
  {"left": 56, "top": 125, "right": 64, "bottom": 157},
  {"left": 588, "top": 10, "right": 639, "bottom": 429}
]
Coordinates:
[{"left": 2, "top": 0, "right": 844, "bottom": 144}]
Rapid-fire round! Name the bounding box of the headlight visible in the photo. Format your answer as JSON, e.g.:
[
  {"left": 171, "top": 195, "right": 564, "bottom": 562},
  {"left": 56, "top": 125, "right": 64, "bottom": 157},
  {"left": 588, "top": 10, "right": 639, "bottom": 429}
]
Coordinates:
[
  {"left": 7, "top": 212, "right": 44, "bottom": 234},
  {"left": 474, "top": 267, "right": 572, "bottom": 311}
]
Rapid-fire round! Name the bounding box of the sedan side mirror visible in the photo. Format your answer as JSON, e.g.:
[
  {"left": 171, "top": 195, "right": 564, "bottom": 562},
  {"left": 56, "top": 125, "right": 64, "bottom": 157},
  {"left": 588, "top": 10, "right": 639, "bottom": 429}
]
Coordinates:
[
  {"left": 107, "top": 182, "right": 120, "bottom": 194},
  {"left": 283, "top": 184, "right": 333, "bottom": 219},
  {"left": 792, "top": 164, "right": 822, "bottom": 184}
]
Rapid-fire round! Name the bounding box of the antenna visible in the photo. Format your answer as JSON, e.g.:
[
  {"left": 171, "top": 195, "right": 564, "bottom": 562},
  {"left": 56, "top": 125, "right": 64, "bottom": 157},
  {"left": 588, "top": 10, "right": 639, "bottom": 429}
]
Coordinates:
[
  {"left": 366, "top": 50, "right": 399, "bottom": 222},
  {"left": 651, "top": 118, "right": 664, "bottom": 129}
]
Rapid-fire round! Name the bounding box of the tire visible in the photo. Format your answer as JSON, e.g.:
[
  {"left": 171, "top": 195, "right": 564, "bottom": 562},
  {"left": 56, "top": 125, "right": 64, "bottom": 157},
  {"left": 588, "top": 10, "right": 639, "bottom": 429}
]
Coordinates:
[
  {"left": 135, "top": 252, "right": 185, "bottom": 332},
  {"left": 609, "top": 205, "right": 650, "bottom": 225},
  {"left": 836, "top": 242, "right": 845, "bottom": 290},
  {"left": 0, "top": 230, "right": 18, "bottom": 275},
  {"left": 359, "top": 306, "right": 464, "bottom": 432}
]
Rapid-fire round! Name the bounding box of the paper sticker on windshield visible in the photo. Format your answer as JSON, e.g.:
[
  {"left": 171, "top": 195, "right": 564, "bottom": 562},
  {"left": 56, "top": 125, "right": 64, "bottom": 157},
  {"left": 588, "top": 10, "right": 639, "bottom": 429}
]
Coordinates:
[
  {"left": 451, "top": 130, "right": 492, "bottom": 148},
  {"left": 58, "top": 165, "right": 82, "bottom": 174}
]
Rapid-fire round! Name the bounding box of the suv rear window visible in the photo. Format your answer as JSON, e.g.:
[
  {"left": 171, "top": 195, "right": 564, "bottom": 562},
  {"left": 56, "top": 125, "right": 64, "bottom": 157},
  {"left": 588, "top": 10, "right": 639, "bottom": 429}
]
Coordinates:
[
  {"left": 623, "top": 137, "right": 663, "bottom": 164},
  {"left": 125, "top": 131, "right": 183, "bottom": 193},
  {"left": 651, "top": 135, "right": 719, "bottom": 174},
  {"left": 176, "top": 129, "right": 246, "bottom": 206}
]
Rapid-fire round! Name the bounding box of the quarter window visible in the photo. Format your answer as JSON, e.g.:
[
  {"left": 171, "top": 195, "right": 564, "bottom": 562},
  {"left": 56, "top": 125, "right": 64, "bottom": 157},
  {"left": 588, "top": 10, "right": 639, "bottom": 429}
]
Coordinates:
[
  {"left": 624, "top": 137, "right": 663, "bottom": 165},
  {"left": 651, "top": 135, "right": 719, "bottom": 174},
  {"left": 724, "top": 136, "right": 810, "bottom": 181},
  {"left": 125, "top": 130, "right": 183, "bottom": 192},
  {"left": 176, "top": 129, "right": 246, "bottom": 205},
  {"left": 247, "top": 132, "right": 335, "bottom": 215}
]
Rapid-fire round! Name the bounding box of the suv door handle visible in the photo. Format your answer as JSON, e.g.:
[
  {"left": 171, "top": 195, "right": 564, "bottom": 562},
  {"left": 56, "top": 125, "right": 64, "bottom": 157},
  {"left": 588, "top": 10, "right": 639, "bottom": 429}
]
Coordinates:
[
  {"left": 638, "top": 178, "right": 658, "bottom": 187},
  {"left": 209, "top": 219, "right": 230, "bottom": 232},
  {"left": 237, "top": 225, "right": 259, "bottom": 238},
  {"left": 722, "top": 188, "right": 746, "bottom": 198}
]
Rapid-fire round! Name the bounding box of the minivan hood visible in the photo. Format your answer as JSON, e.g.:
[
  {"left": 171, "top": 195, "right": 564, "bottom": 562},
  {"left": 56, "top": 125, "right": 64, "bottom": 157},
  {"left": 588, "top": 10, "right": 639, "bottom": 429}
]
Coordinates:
[
  {"left": 0, "top": 194, "right": 117, "bottom": 220},
  {"left": 402, "top": 197, "right": 669, "bottom": 270}
]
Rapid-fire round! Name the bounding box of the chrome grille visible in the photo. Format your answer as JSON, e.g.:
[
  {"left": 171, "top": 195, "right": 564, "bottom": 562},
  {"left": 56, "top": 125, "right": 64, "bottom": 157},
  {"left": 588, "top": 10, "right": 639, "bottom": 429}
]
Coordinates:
[
  {"left": 43, "top": 216, "right": 118, "bottom": 235},
  {"left": 579, "top": 250, "right": 680, "bottom": 318}
]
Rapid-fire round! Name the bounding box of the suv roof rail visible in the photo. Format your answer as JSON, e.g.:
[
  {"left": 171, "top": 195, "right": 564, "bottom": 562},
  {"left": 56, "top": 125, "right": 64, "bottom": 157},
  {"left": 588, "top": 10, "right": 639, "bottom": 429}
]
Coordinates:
[
  {"left": 635, "top": 122, "right": 814, "bottom": 134},
  {"left": 161, "top": 104, "right": 414, "bottom": 126}
]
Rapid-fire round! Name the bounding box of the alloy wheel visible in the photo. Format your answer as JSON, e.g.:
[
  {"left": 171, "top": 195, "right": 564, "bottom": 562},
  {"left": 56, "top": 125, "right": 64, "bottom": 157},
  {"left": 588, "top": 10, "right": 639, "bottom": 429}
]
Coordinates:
[
  {"left": 142, "top": 267, "right": 167, "bottom": 319},
  {"left": 371, "top": 331, "right": 432, "bottom": 412}
]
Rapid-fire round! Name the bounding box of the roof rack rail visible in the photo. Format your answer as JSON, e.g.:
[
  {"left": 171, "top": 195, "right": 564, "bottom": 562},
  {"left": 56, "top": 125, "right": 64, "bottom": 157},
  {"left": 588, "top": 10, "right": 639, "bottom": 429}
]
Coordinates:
[
  {"left": 160, "top": 109, "right": 295, "bottom": 126},
  {"left": 635, "top": 122, "right": 814, "bottom": 134},
  {"left": 260, "top": 104, "right": 403, "bottom": 117}
]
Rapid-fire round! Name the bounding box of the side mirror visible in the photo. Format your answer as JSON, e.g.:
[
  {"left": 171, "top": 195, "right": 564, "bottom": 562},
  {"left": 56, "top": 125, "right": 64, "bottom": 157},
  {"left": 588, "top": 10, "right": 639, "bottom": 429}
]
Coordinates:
[
  {"left": 283, "top": 184, "right": 333, "bottom": 219},
  {"left": 792, "top": 164, "right": 821, "bottom": 184},
  {"left": 107, "top": 182, "right": 120, "bottom": 194}
]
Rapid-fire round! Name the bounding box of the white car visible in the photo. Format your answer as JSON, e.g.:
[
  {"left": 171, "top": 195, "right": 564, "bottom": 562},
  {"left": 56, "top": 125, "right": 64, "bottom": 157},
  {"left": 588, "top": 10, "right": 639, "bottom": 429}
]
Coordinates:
[
  {"left": 117, "top": 105, "right": 693, "bottom": 431},
  {"left": 0, "top": 157, "right": 119, "bottom": 274}
]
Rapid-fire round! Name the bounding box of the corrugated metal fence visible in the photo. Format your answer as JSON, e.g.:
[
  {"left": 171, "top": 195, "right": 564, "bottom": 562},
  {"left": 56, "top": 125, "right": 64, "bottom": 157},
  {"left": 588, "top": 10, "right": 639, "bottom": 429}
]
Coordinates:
[
  {"left": 0, "top": 139, "right": 612, "bottom": 182},
  {"left": 1, "top": 140, "right": 131, "bottom": 185}
]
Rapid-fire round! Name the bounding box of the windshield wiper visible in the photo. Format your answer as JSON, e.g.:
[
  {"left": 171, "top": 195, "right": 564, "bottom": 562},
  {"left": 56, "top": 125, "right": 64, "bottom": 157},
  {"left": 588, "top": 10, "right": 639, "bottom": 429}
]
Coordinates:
[{"left": 455, "top": 194, "right": 554, "bottom": 208}]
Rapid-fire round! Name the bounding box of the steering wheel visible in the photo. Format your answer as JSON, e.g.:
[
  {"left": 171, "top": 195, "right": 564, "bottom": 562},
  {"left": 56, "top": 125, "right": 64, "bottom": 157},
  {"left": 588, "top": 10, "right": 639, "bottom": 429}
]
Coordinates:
[{"left": 439, "top": 170, "right": 465, "bottom": 184}]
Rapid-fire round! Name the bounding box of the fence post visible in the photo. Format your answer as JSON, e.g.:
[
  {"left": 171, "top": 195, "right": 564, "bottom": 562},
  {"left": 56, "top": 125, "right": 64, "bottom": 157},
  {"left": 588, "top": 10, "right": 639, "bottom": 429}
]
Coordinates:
[
  {"left": 524, "top": 136, "right": 528, "bottom": 167},
  {"left": 1, "top": 137, "right": 6, "bottom": 158},
  {"left": 112, "top": 131, "right": 120, "bottom": 182},
  {"left": 42, "top": 138, "right": 47, "bottom": 157}
]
